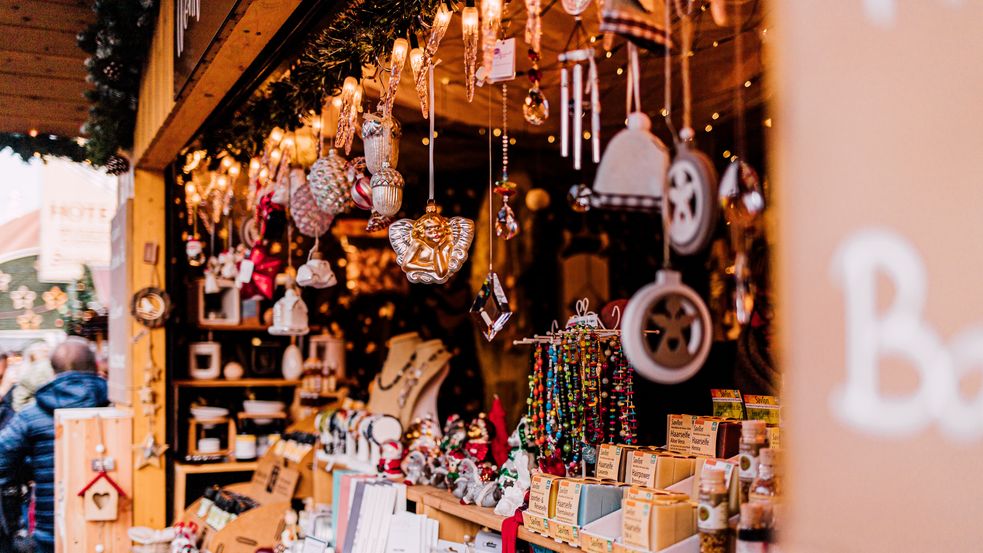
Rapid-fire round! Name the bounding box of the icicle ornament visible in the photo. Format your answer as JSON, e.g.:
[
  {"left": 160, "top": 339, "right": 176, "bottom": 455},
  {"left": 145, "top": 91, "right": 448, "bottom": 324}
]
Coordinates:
[
  {"left": 382, "top": 38, "right": 409, "bottom": 117},
  {"left": 462, "top": 5, "right": 480, "bottom": 102}
]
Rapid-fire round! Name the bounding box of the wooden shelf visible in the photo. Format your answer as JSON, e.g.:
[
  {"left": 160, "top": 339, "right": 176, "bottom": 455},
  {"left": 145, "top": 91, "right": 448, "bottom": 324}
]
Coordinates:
[
  {"left": 174, "top": 460, "right": 259, "bottom": 474},
  {"left": 406, "top": 486, "right": 580, "bottom": 553},
  {"left": 197, "top": 322, "right": 270, "bottom": 331},
  {"left": 174, "top": 378, "right": 301, "bottom": 388}
]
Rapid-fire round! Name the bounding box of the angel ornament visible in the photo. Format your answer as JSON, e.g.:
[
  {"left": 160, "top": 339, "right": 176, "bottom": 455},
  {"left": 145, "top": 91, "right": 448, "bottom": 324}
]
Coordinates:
[{"left": 389, "top": 201, "right": 474, "bottom": 284}]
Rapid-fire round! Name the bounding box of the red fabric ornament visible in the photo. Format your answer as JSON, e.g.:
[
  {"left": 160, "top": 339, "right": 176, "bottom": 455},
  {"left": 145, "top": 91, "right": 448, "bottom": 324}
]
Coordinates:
[
  {"left": 489, "top": 395, "right": 510, "bottom": 467},
  {"left": 538, "top": 454, "right": 567, "bottom": 477},
  {"left": 239, "top": 244, "right": 284, "bottom": 300},
  {"left": 501, "top": 510, "right": 523, "bottom": 553},
  {"left": 255, "top": 192, "right": 285, "bottom": 238},
  {"left": 465, "top": 442, "right": 490, "bottom": 463}
]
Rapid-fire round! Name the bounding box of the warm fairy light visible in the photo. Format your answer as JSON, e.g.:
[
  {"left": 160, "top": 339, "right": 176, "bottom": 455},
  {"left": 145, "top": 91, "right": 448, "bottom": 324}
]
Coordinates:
[
  {"left": 410, "top": 47, "right": 425, "bottom": 74},
  {"left": 462, "top": 7, "right": 479, "bottom": 37},
  {"left": 221, "top": 157, "right": 233, "bottom": 168},
  {"left": 616, "top": 67, "right": 624, "bottom": 75},
  {"left": 764, "top": 118, "right": 773, "bottom": 128},
  {"left": 342, "top": 76, "right": 358, "bottom": 95},
  {"left": 435, "top": 3, "right": 453, "bottom": 31},
  {"left": 493, "top": 128, "right": 502, "bottom": 137},
  {"left": 269, "top": 128, "right": 284, "bottom": 144},
  {"left": 269, "top": 148, "right": 282, "bottom": 165},
  {"left": 712, "top": 112, "right": 720, "bottom": 120},
  {"left": 605, "top": 51, "right": 612, "bottom": 58},
  {"left": 259, "top": 167, "right": 269, "bottom": 180},
  {"left": 191, "top": 193, "right": 202, "bottom": 204},
  {"left": 509, "top": 138, "right": 516, "bottom": 145},
  {"left": 185, "top": 183, "right": 195, "bottom": 195},
  {"left": 28, "top": 129, "right": 38, "bottom": 137},
  {"left": 228, "top": 165, "right": 240, "bottom": 177},
  {"left": 432, "top": 130, "right": 438, "bottom": 138},
  {"left": 332, "top": 97, "right": 343, "bottom": 108},
  {"left": 547, "top": 135, "right": 555, "bottom": 143},
  {"left": 661, "top": 108, "right": 669, "bottom": 116},
  {"left": 745, "top": 80, "right": 752, "bottom": 88},
  {"left": 723, "top": 150, "right": 731, "bottom": 158},
  {"left": 713, "top": 41, "right": 719, "bottom": 47},
  {"left": 392, "top": 38, "right": 409, "bottom": 61},
  {"left": 583, "top": 131, "right": 591, "bottom": 140},
  {"left": 217, "top": 175, "right": 228, "bottom": 190},
  {"left": 705, "top": 124, "right": 713, "bottom": 132},
  {"left": 249, "top": 158, "right": 261, "bottom": 172},
  {"left": 422, "top": 137, "right": 430, "bottom": 145},
  {"left": 311, "top": 117, "right": 322, "bottom": 132}
]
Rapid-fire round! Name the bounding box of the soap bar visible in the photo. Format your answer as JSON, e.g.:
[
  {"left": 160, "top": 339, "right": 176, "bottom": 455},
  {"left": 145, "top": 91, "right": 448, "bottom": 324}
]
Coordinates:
[
  {"left": 528, "top": 474, "right": 560, "bottom": 518},
  {"left": 577, "top": 482, "right": 625, "bottom": 526},
  {"left": 621, "top": 496, "right": 695, "bottom": 551},
  {"left": 627, "top": 449, "right": 659, "bottom": 488},
  {"left": 666, "top": 414, "right": 696, "bottom": 454},
  {"left": 553, "top": 479, "right": 584, "bottom": 525},
  {"left": 690, "top": 418, "right": 741, "bottom": 458},
  {"left": 625, "top": 486, "right": 689, "bottom": 503},
  {"left": 596, "top": 444, "right": 627, "bottom": 481},
  {"left": 655, "top": 454, "right": 696, "bottom": 488}
]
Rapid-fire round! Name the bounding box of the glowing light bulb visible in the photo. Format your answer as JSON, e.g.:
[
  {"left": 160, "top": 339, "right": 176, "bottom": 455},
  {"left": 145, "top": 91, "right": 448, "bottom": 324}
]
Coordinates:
[
  {"left": 269, "top": 128, "right": 284, "bottom": 144},
  {"left": 462, "top": 6, "right": 480, "bottom": 102},
  {"left": 228, "top": 165, "right": 240, "bottom": 177},
  {"left": 221, "top": 157, "right": 232, "bottom": 169}
]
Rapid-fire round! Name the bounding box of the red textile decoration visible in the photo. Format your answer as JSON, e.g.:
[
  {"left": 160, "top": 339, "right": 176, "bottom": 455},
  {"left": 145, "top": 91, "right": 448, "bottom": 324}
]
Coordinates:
[
  {"left": 255, "top": 193, "right": 284, "bottom": 238},
  {"left": 538, "top": 453, "right": 566, "bottom": 477},
  {"left": 489, "top": 395, "right": 510, "bottom": 467},
  {"left": 465, "top": 442, "right": 490, "bottom": 463},
  {"left": 239, "top": 244, "right": 284, "bottom": 300},
  {"left": 501, "top": 510, "right": 523, "bottom": 553}
]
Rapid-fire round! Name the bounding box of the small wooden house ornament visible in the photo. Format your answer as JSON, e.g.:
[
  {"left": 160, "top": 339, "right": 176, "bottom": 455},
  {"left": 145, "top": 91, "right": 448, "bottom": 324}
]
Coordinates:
[{"left": 78, "top": 471, "right": 125, "bottom": 522}]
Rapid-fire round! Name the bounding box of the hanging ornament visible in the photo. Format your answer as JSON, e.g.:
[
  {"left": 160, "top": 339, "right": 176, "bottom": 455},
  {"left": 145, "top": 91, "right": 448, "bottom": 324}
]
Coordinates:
[
  {"left": 494, "top": 84, "right": 519, "bottom": 240},
  {"left": 592, "top": 45, "right": 668, "bottom": 210},
  {"left": 381, "top": 38, "right": 409, "bottom": 117},
  {"left": 389, "top": 65, "right": 475, "bottom": 284},
  {"left": 470, "top": 271, "right": 512, "bottom": 341},
  {"left": 269, "top": 284, "right": 310, "bottom": 336},
  {"left": 390, "top": 202, "right": 474, "bottom": 284},
  {"left": 623, "top": 29, "right": 713, "bottom": 383},
  {"left": 369, "top": 160, "right": 405, "bottom": 217},
  {"left": 238, "top": 243, "right": 284, "bottom": 300},
  {"left": 290, "top": 167, "right": 334, "bottom": 238},
  {"left": 347, "top": 157, "right": 373, "bottom": 210},
  {"left": 599, "top": 0, "right": 671, "bottom": 52},
  {"left": 621, "top": 269, "right": 712, "bottom": 383},
  {"left": 718, "top": 13, "right": 764, "bottom": 325},
  {"left": 567, "top": 183, "right": 592, "bottom": 212},
  {"left": 413, "top": 3, "right": 453, "bottom": 118},
  {"left": 362, "top": 108, "right": 401, "bottom": 174},
  {"left": 334, "top": 77, "right": 363, "bottom": 154},
  {"left": 134, "top": 432, "right": 168, "bottom": 470},
  {"left": 480, "top": 0, "right": 503, "bottom": 78},
  {"left": 185, "top": 238, "right": 206, "bottom": 266},
  {"left": 667, "top": 1, "right": 718, "bottom": 255},
  {"left": 558, "top": 43, "right": 600, "bottom": 169},
  {"left": 461, "top": 2, "right": 480, "bottom": 102},
  {"left": 561, "top": 0, "right": 591, "bottom": 16},
  {"left": 308, "top": 148, "right": 352, "bottom": 216},
  {"left": 366, "top": 212, "right": 395, "bottom": 232},
  {"left": 523, "top": 0, "right": 548, "bottom": 126},
  {"left": 296, "top": 240, "right": 337, "bottom": 289}
]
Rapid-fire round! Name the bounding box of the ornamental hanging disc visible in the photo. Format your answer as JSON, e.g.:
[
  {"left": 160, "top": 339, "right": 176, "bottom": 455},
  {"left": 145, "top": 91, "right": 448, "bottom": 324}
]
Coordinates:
[
  {"left": 131, "top": 287, "right": 172, "bottom": 329},
  {"left": 667, "top": 143, "right": 718, "bottom": 255},
  {"left": 621, "top": 269, "right": 712, "bottom": 384},
  {"left": 389, "top": 202, "right": 474, "bottom": 284}
]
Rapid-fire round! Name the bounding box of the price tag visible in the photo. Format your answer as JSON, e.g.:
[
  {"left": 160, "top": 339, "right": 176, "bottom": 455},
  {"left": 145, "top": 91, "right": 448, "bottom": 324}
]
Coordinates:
[{"left": 488, "top": 38, "right": 516, "bottom": 83}]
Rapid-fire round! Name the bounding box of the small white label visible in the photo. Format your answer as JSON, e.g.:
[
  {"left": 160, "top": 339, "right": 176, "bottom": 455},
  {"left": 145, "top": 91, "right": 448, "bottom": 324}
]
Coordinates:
[
  {"left": 488, "top": 38, "right": 516, "bottom": 83},
  {"left": 739, "top": 452, "right": 759, "bottom": 481}
]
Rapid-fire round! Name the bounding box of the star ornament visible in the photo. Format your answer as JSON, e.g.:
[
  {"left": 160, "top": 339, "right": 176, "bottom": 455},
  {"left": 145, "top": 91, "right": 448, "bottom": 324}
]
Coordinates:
[
  {"left": 10, "top": 286, "right": 36, "bottom": 310},
  {"left": 134, "top": 432, "right": 169, "bottom": 470},
  {"left": 389, "top": 201, "right": 474, "bottom": 284}
]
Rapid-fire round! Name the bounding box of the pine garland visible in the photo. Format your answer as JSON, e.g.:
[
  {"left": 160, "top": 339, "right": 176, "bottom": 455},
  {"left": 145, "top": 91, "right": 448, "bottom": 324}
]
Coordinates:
[
  {"left": 0, "top": 133, "right": 88, "bottom": 163},
  {"left": 202, "top": 0, "right": 441, "bottom": 161},
  {"left": 77, "top": 0, "right": 158, "bottom": 166}
]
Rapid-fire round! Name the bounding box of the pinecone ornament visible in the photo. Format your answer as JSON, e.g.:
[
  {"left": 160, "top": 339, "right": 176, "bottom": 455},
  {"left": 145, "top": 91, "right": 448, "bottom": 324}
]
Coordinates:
[
  {"left": 307, "top": 148, "right": 351, "bottom": 215},
  {"left": 104, "top": 154, "right": 129, "bottom": 175},
  {"left": 289, "top": 168, "right": 333, "bottom": 237}
]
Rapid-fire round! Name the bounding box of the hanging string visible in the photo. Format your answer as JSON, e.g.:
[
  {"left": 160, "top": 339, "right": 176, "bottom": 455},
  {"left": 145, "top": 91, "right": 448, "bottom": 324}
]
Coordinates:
[
  {"left": 661, "top": 3, "right": 675, "bottom": 269},
  {"left": 428, "top": 61, "right": 437, "bottom": 201},
  {"left": 674, "top": 0, "right": 695, "bottom": 133},
  {"left": 487, "top": 85, "right": 494, "bottom": 272},
  {"left": 663, "top": 0, "right": 675, "bottom": 139},
  {"left": 734, "top": 13, "right": 747, "bottom": 159}
]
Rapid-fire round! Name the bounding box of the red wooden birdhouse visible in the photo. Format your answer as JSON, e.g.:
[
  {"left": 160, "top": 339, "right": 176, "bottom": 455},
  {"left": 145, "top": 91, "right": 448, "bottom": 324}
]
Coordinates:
[{"left": 77, "top": 471, "right": 126, "bottom": 522}]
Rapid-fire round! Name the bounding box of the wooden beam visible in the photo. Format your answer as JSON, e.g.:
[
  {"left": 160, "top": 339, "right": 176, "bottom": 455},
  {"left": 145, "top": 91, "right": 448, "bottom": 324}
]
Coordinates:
[
  {"left": 135, "top": 0, "right": 304, "bottom": 169},
  {"left": 0, "top": 24, "right": 84, "bottom": 58},
  {"left": 0, "top": 49, "right": 86, "bottom": 80},
  {"left": 0, "top": 0, "right": 93, "bottom": 33},
  {"left": 0, "top": 70, "right": 88, "bottom": 101},
  {"left": 0, "top": 114, "right": 81, "bottom": 136},
  {"left": 0, "top": 93, "right": 87, "bottom": 120}
]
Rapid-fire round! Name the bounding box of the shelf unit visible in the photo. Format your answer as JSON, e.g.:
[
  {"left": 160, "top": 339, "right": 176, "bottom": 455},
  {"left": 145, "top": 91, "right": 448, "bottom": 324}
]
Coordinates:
[
  {"left": 405, "top": 486, "right": 580, "bottom": 553},
  {"left": 174, "top": 378, "right": 302, "bottom": 388},
  {"left": 197, "top": 322, "right": 271, "bottom": 331},
  {"left": 173, "top": 460, "right": 259, "bottom": 517}
]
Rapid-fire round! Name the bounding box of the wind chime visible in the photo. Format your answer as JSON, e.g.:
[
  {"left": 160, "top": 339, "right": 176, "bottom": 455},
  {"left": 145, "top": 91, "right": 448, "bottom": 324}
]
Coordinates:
[
  {"left": 557, "top": 9, "right": 601, "bottom": 172},
  {"left": 389, "top": 65, "right": 475, "bottom": 284}
]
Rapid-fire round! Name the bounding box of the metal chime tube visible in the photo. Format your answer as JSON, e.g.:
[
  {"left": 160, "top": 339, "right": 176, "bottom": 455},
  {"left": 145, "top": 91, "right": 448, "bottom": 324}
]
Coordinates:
[
  {"left": 572, "top": 62, "right": 583, "bottom": 170},
  {"left": 560, "top": 66, "right": 569, "bottom": 157},
  {"left": 589, "top": 57, "right": 600, "bottom": 163}
]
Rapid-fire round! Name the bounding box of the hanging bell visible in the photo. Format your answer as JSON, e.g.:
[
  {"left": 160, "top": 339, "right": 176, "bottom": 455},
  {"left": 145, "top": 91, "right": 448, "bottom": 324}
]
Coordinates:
[
  {"left": 362, "top": 109, "right": 401, "bottom": 174},
  {"left": 370, "top": 161, "right": 405, "bottom": 217}
]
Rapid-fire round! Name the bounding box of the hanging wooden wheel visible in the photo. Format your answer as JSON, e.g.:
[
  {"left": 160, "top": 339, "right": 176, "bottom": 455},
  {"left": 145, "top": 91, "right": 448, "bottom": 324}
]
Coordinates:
[
  {"left": 622, "top": 270, "right": 712, "bottom": 384},
  {"left": 667, "top": 144, "right": 718, "bottom": 255}
]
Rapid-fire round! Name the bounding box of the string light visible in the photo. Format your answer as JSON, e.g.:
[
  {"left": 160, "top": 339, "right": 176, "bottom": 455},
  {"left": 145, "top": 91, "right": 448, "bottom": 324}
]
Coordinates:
[
  {"left": 583, "top": 131, "right": 591, "bottom": 140},
  {"left": 493, "top": 128, "right": 502, "bottom": 137},
  {"left": 616, "top": 67, "right": 624, "bottom": 75},
  {"left": 744, "top": 80, "right": 752, "bottom": 88},
  {"left": 28, "top": 129, "right": 38, "bottom": 137},
  {"left": 763, "top": 118, "right": 773, "bottom": 128},
  {"left": 711, "top": 112, "right": 720, "bottom": 120},
  {"left": 547, "top": 135, "right": 555, "bottom": 143},
  {"left": 704, "top": 124, "right": 713, "bottom": 132},
  {"left": 722, "top": 150, "right": 731, "bottom": 158}
]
